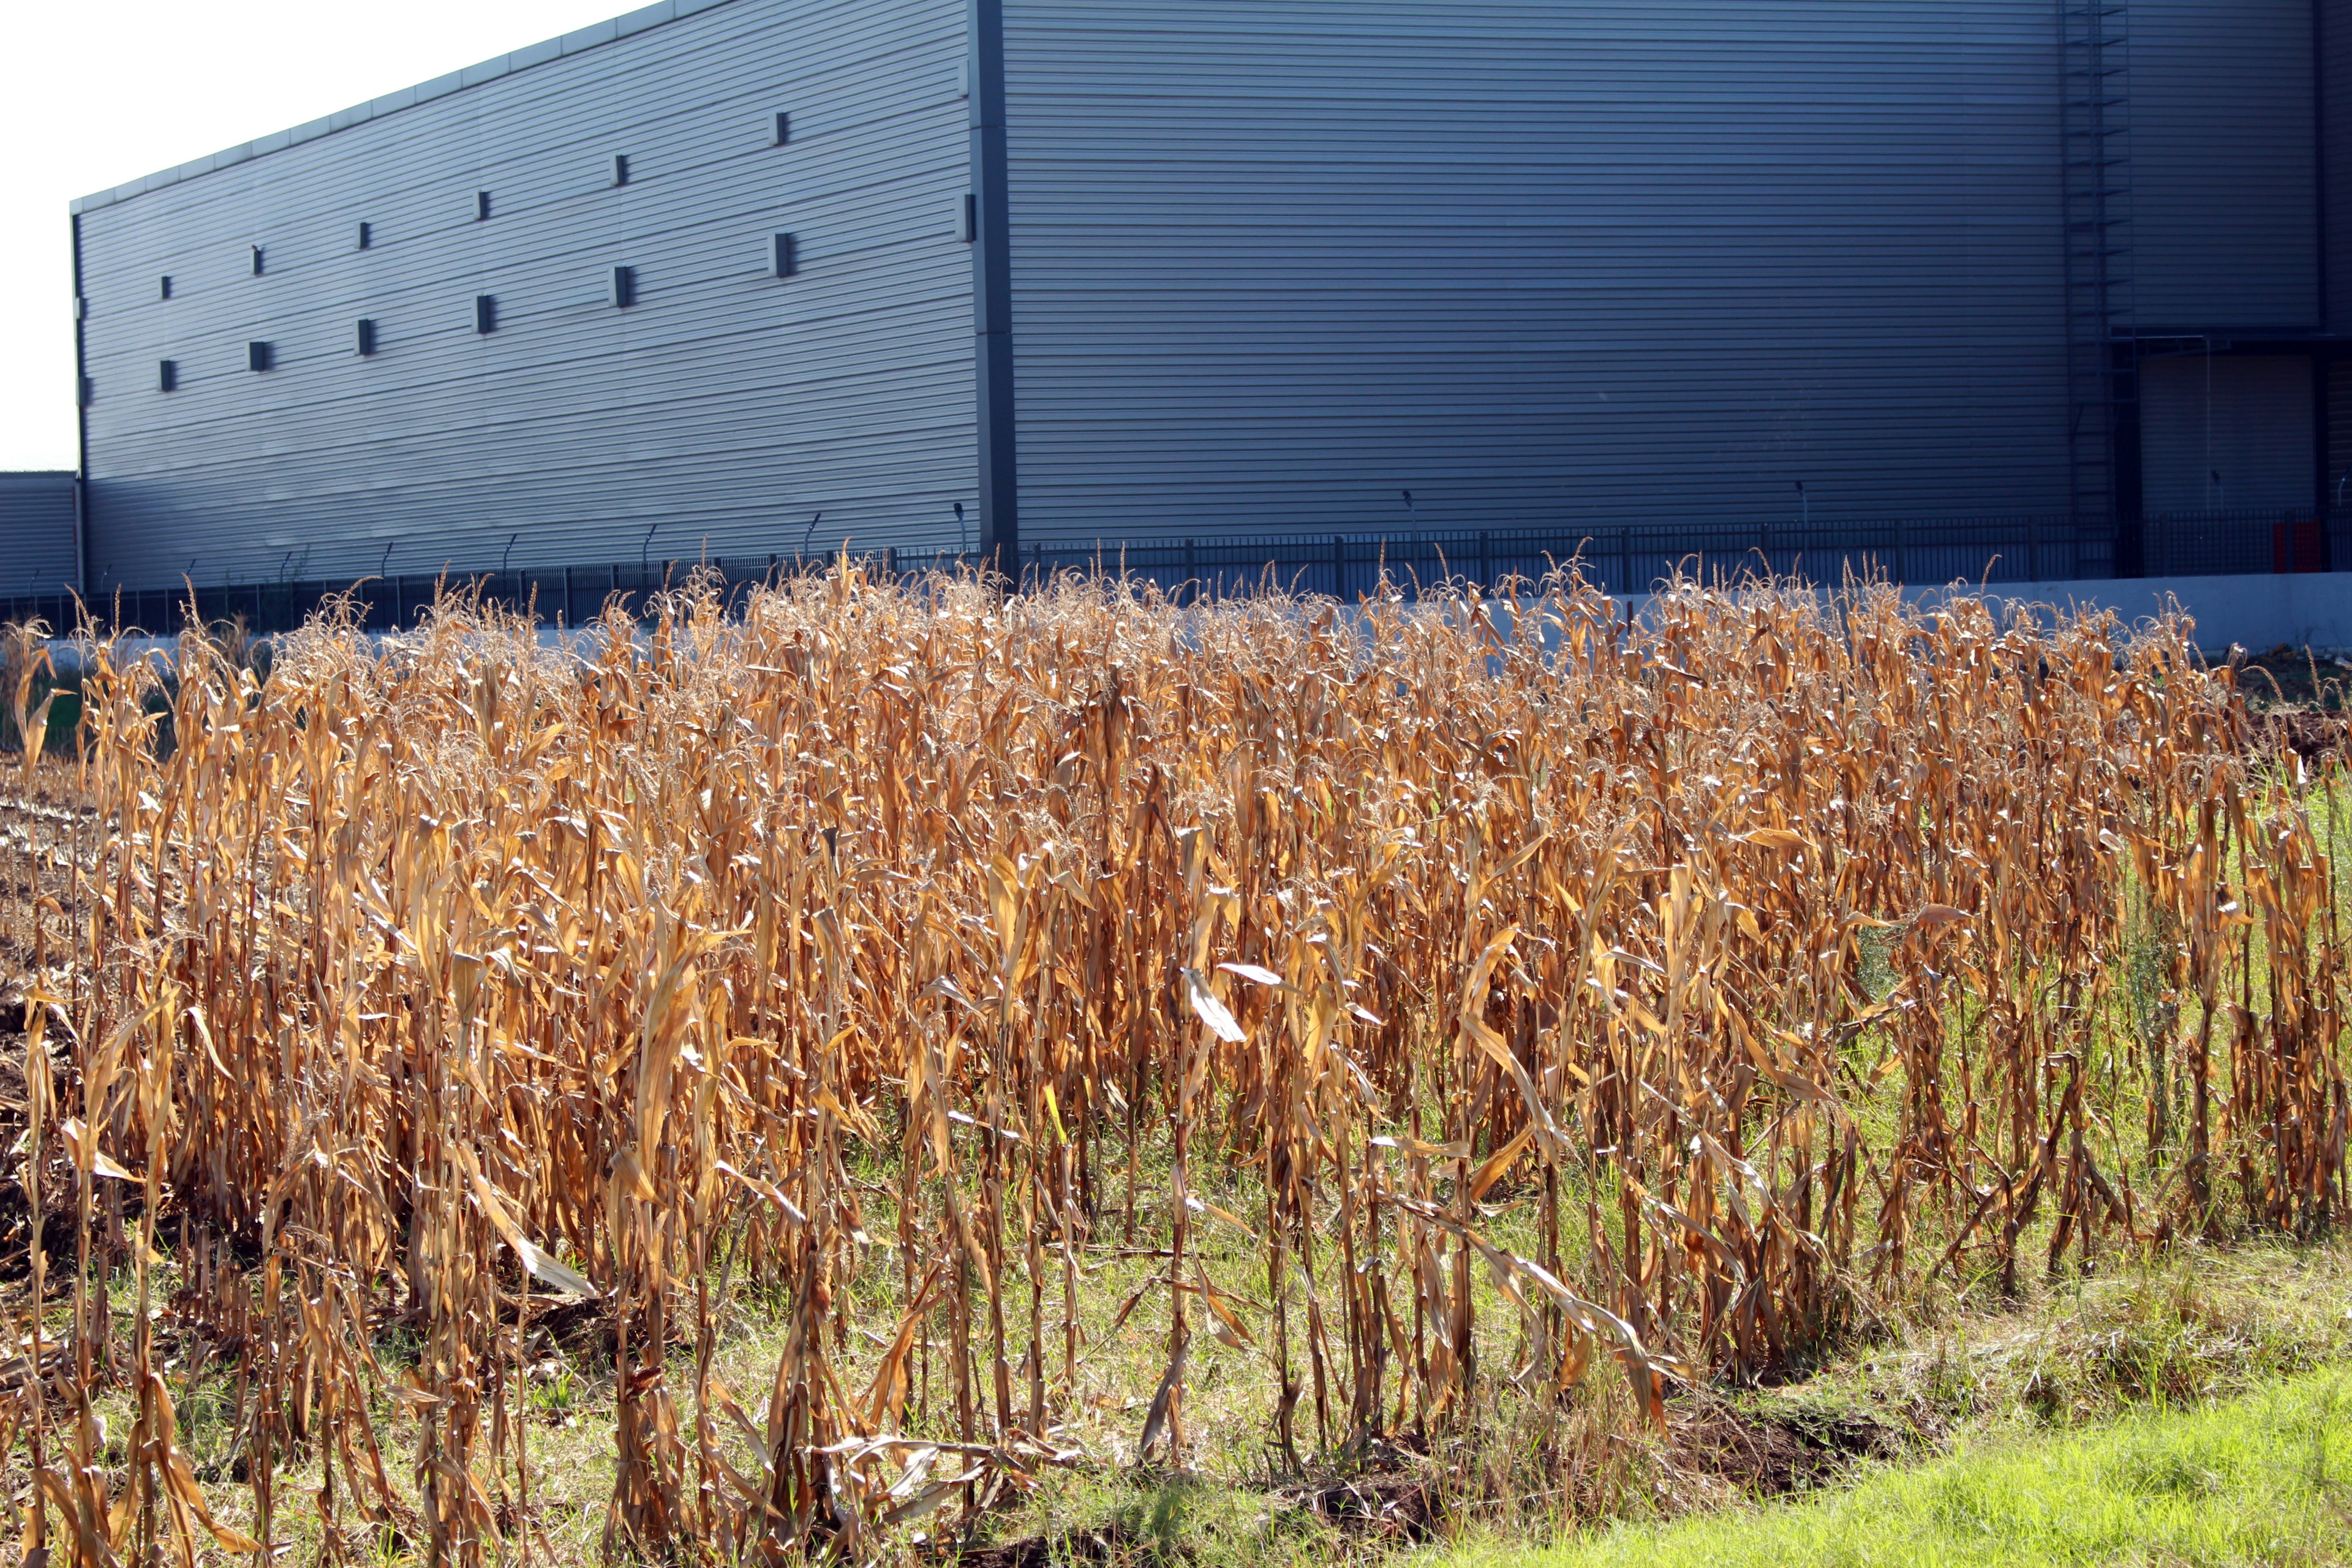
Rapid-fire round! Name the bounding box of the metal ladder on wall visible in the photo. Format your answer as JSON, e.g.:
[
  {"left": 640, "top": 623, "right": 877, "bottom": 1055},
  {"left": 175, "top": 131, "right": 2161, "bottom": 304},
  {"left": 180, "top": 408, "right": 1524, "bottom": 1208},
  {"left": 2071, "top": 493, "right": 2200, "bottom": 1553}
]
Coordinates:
[{"left": 2059, "top": 1, "right": 2137, "bottom": 558}]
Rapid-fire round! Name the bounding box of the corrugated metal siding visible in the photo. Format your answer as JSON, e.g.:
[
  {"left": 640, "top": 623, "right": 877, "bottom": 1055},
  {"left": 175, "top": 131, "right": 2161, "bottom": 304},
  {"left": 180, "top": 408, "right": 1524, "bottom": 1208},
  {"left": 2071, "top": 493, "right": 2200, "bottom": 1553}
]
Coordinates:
[
  {"left": 2330, "top": 358, "right": 2352, "bottom": 494},
  {"left": 998, "top": 0, "right": 2073, "bottom": 544},
  {"left": 2131, "top": 0, "right": 2320, "bottom": 334},
  {"left": 0, "top": 473, "right": 78, "bottom": 597},
  {"left": 78, "top": 0, "right": 974, "bottom": 592},
  {"left": 2325, "top": 0, "right": 2352, "bottom": 326},
  {"left": 2141, "top": 352, "right": 2314, "bottom": 511}
]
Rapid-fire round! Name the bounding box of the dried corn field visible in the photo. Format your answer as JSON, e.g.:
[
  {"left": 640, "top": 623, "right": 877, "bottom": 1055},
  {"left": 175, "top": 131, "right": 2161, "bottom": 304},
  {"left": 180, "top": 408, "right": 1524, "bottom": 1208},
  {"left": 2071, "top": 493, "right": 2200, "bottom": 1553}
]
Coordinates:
[{"left": 2, "top": 567, "right": 2348, "bottom": 1565}]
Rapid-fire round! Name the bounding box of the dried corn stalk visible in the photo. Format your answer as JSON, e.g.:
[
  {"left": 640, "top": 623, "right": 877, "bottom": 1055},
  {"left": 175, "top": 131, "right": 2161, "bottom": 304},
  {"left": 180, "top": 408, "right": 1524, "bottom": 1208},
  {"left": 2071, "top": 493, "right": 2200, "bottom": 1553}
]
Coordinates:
[{"left": 6, "top": 566, "right": 2343, "bottom": 1562}]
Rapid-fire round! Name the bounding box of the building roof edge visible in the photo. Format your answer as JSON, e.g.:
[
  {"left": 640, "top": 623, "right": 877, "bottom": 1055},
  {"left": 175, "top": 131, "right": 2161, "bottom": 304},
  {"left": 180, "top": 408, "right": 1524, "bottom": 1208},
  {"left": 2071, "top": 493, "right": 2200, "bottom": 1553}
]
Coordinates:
[{"left": 70, "top": 0, "right": 737, "bottom": 217}]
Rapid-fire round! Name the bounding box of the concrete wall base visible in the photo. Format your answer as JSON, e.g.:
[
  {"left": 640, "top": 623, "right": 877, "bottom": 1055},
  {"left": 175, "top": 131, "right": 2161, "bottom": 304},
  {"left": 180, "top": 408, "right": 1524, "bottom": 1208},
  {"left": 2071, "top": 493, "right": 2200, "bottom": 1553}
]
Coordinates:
[{"left": 1619, "top": 574, "right": 2352, "bottom": 658}]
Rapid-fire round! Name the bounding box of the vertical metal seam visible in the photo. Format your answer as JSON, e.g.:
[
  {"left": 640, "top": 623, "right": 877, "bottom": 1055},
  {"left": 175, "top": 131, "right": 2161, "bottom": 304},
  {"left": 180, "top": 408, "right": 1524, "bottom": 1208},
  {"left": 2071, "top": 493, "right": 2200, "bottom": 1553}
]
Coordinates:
[
  {"left": 968, "top": 0, "right": 1018, "bottom": 571},
  {"left": 2315, "top": 0, "right": 2333, "bottom": 518},
  {"left": 71, "top": 211, "right": 90, "bottom": 598},
  {"left": 2315, "top": 346, "right": 2331, "bottom": 516},
  {"left": 2316, "top": 0, "right": 2331, "bottom": 330}
]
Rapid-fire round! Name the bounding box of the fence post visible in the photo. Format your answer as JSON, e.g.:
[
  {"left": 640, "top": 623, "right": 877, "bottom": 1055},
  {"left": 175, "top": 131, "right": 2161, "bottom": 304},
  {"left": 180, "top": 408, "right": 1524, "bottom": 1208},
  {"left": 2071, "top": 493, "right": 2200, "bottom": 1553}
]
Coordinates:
[
  {"left": 1892, "top": 519, "right": 1906, "bottom": 584},
  {"left": 2026, "top": 515, "right": 2040, "bottom": 582},
  {"left": 1619, "top": 527, "right": 1632, "bottom": 596},
  {"left": 1478, "top": 530, "right": 1490, "bottom": 590},
  {"left": 1185, "top": 538, "right": 1197, "bottom": 605},
  {"left": 1334, "top": 534, "right": 1347, "bottom": 600}
]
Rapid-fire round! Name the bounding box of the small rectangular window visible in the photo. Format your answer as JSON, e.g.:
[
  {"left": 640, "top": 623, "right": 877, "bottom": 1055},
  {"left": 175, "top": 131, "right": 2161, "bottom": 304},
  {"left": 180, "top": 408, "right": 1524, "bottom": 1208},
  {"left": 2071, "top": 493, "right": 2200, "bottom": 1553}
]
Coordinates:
[
  {"left": 358, "top": 222, "right": 372, "bottom": 249},
  {"left": 247, "top": 341, "right": 273, "bottom": 372},
  {"left": 475, "top": 295, "right": 497, "bottom": 334},
  {"left": 612, "top": 266, "right": 637, "bottom": 307},
  {"left": 477, "top": 190, "right": 492, "bottom": 221},
  {"left": 962, "top": 193, "right": 977, "bottom": 243},
  {"left": 612, "top": 154, "right": 631, "bottom": 186},
  {"left": 774, "top": 111, "right": 791, "bottom": 145},
  {"left": 773, "top": 233, "right": 797, "bottom": 278},
  {"left": 159, "top": 360, "right": 178, "bottom": 392},
  {"left": 356, "top": 318, "right": 378, "bottom": 356},
  {"left": 160, "top": 275, "right": 173, "bottom": 300},
  {"left": 79, "top": 376, "right": 94, "bottom": 407},
  {"left": 251, "top": 245, "right": 265, "bottom": 276}
]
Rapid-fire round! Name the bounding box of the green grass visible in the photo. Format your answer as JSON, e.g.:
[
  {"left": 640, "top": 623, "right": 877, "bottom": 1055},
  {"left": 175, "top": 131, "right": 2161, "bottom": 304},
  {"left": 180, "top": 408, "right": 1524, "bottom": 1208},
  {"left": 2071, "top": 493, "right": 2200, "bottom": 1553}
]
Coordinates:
[{"left": 1445, "top": 1370, "right": 2352, "bottom": 1568}]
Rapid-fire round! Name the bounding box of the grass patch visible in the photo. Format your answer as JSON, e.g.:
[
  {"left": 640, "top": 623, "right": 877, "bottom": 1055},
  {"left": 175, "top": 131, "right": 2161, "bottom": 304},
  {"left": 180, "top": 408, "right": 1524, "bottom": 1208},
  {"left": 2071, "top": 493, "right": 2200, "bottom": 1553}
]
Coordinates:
[
  {"left": 1795, "top": 1238, "right": 2352, "bottom": 1438},
  {"left": 1450, "top": 1368, "right": 2352, "bottom": 1568}
]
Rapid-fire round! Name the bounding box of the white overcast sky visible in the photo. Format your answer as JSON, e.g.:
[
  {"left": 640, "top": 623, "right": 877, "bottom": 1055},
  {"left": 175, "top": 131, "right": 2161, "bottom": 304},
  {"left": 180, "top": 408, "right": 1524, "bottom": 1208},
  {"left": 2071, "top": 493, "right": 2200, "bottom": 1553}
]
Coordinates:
[{"left": 1, "top": 1, "right": 632, "bottom": 470}]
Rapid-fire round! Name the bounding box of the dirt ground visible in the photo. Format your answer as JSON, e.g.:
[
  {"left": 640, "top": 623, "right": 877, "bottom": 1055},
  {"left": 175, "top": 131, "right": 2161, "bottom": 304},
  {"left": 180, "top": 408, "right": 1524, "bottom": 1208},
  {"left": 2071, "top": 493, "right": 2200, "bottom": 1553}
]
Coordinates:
[
  {"left": 2228, "top": 648, "right": 2351, "bottom": 760},
  {"left": 2236, "top": 647, "right": 2352, "bottom": 712}
]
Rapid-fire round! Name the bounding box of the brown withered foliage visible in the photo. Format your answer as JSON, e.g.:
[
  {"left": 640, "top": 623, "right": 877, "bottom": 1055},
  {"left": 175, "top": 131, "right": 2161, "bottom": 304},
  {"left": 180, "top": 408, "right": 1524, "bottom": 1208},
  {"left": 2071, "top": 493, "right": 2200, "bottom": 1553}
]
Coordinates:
[{"left": 1, "top": 564, "right": 2345, "bottom": 1564}]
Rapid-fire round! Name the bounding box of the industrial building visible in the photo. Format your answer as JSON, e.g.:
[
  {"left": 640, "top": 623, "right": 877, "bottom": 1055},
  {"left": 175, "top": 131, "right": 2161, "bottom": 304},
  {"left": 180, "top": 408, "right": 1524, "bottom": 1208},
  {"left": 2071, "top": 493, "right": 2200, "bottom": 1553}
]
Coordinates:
[{"left": 11, "top": 0, "right": 2352, "bottom": 623}]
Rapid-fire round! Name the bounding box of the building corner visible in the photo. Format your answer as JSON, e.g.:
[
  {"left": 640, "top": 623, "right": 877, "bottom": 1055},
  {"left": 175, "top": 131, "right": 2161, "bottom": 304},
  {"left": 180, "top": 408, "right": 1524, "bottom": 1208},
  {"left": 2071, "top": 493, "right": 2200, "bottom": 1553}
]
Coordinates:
[{"left": 968, "top": 0, "right": 1018, "bottom": 575}]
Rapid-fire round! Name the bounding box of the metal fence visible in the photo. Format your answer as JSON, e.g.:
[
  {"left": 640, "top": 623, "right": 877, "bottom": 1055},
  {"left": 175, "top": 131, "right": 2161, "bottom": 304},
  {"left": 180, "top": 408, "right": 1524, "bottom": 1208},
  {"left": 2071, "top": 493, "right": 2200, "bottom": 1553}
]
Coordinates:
[
  {"left": 933, "top": 514, "right": 2111, "bottom": 602},
  {"left": 987, "top": 510, "right": 2345, "bottom": 597},
  {"left": 2140, "top": 510, "right": 2346, "bottom": 577},
  {"left": 0, "top": 560, "right": 743, "bottom": 644},
  {"left": 4, "top": 510, "right": 2342, "bottom": 636}
]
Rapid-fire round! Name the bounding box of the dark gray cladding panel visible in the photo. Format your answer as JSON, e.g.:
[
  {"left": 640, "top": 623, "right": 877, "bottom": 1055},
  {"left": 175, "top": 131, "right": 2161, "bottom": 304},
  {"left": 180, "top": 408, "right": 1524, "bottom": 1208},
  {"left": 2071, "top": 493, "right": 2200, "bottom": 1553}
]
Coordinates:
[
  {"left": 78, "top": 0, "right": 975, "bottom": 592},
  {"left": 0, "top": 473, "right": 80, "bottom": 596},
  {"left": 2324, "top": 0, "right": 2352, "bottom": 328},
  {"left": 998, "top": 1, "right": 2075, "bottom": 543},
  {"left": 2133, "top": 0, "right": 2320, "bottom": 334},
  {"left": 2141, "top": 353, "right": 2314, "bottom": 512}
]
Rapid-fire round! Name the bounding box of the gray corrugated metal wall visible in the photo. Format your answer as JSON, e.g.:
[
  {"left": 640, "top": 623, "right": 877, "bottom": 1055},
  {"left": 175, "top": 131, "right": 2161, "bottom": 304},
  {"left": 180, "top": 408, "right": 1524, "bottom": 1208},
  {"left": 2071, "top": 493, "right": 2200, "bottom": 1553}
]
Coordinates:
[
  {"left": 2331, "top": 360, "right": 2352, "bottom": 494},
  {"left": 2141, "top": 353, "right": 2315, "bottom": 511},
  {"left": 998, "top": 1, "right": 2074, "bottom": 543},
  {"left": 69, "top": 0, "right": 2338, "bottom": 590},
  {"left": 77, "top": 0, "right": 973, "bottom": 593},
  {"left": 2326, "top": 0, "right": 2352, "bottom": 325},
  {"left": 0, "top": 473, "right": 79, "bottom": 597},
  {"left": 2132, "top": 0, "right": 2320, "bottom": 333}
]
